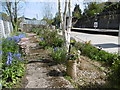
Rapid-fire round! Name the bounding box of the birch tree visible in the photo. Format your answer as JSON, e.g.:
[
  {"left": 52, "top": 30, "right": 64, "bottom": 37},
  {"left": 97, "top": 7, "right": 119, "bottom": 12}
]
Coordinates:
[
  {"left": 66, "top": 0, "right": 72, "bottom": 51},
  {"left": 58, "top": 0, "right": 63, "bottom": 29},
  {"left": 58, "top": 0, "right": 72, "bottom": 51},
  {"left": 62, "top": 0, "right": 68, "bottom": 50}
]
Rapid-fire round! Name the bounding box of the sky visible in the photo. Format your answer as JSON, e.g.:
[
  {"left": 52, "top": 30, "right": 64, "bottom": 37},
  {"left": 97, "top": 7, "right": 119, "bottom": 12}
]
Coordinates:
[
  {"left": 23, "top": 0, "right": 109, "bottom": 20},
  {"left": 23, "top": 0, "right": 85, "bottom": 20},
  {"left": 0, "top": 0, "right": 109, "bottom": 20}
]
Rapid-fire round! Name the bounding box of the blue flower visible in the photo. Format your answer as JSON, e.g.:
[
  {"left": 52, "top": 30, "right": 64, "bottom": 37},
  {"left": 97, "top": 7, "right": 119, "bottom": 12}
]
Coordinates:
[
  {"left": 12, "top": 36, "right": 20, "bottom": 42},
  {"left": 0, "top": 41, "right": 2, "bottom": 44},
  {"left": 8, "top": 52, "right": 12, "bottom": 56},
  {"left": 6, "top": 52, "right": 13, "bottom": 65},
  {"left": 13, "top": 53, "right": 21, "bottom": 59},
  {"left": 18, "top": 34, "right": 26, "bottom": 39},
  {"left": 54, "top": 47, "right": 58, "bottom": 52},
  {"left": 0, "top": 50, "right": 2, "bottom": 55},
  {"left": 7, "top": 37, "right": 13, "bottom": 41},
  {"left": 40, "top": 37, "right": 44, "bottom": 41}
]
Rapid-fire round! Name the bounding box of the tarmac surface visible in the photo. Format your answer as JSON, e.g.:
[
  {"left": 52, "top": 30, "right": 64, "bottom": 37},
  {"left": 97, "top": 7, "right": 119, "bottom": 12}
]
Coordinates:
[{"left": 70, "top": 31, "right": 119, "bottom": 53}]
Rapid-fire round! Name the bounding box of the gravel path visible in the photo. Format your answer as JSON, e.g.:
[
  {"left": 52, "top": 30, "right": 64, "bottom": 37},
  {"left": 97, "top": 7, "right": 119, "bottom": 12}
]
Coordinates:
[{"left": 24, "top": 33, "right": 73, "bottom": 88}]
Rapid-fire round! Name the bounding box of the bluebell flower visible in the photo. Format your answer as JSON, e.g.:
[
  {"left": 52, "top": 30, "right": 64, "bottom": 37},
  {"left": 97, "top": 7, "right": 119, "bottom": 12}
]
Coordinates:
[
  {"left": 18, "top": 34, "right": 26, "bottom": 39},
  {"left": 13, "top": 53, "right": 21, "bottom": 59},
  {"left": 0, "top": 41, "right": 2, "bottom": 44},
  {"left": 54, "top": 47, "right": 58, "bottom": 52},
  {"left": 7, "top": 37, "right": 13, "bottom": 41},
  {"left": 0, "top": 50, "right": 2, "bottom": 55},
  {"left": 8, "top": 52, "right": 12, "bottom": 56},
  {"left": 40, "top": 37, "right": 44, "bottom": 41},
  {"left": 12, "top": 36, "right": 20, "bottom": 42},
  {"left": 6, "top": 52, "right": 13, "bottom": 65}
]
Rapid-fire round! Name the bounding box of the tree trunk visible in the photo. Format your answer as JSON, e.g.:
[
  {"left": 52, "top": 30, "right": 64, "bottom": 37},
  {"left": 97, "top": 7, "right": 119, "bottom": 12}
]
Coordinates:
[
  {"left": 63, "top": 0, "right": 68, "bottom": 49},
  {"left": 5, "top": 0, "right": 19, "bottom": 32},
  {"left": 67, "top": 0, "right": 72, "bottom": 51},
  {"left": 14, "top": 0, "right": 18, "bottom": 32},
  {"left": 58, "top": 0, "right": 63, "bottom": 30}
]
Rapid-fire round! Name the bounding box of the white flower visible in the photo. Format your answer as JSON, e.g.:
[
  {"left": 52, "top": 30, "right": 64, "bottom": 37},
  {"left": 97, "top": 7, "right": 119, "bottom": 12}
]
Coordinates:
[{"left": 77, "top": 50, "right": 81, "bottom": 55}]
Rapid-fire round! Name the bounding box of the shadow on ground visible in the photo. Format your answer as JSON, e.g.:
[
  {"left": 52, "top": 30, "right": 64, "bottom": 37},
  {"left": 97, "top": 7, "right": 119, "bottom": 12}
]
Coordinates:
[{"left": 94, "top": 43, "right": 119, "bottom": 48}]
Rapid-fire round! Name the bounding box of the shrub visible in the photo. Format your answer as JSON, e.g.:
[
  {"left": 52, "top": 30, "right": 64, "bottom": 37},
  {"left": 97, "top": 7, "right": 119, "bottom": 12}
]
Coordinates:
[
  {"left": 67, "top": 47, "right": 79, "bottom": 60},
  {"left": 39, "top": 29, "right": 64, "bottom": 48},
  {"left": 51, "top": 47, "right": 67, "bottom": 64},
  {"left": 109, "top": 59, "right": 120, "bottom": 88},
  {"left": 31, "top": 28, "right": 44, "bottom": 35},
  {"left": 75, "top": 42, "right": 118, "bottom": 66}
]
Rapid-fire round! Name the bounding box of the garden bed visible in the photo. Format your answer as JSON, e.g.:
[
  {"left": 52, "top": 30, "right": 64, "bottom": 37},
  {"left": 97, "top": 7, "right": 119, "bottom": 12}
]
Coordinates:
[{"left": 1, "top": 33, "right": 27, "bottom": 88}]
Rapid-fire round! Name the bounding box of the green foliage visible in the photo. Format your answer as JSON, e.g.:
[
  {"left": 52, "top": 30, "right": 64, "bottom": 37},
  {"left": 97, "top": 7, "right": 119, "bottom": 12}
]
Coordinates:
[
  {"left": 75, "top": 42, "right": 119, "bottom": 88},
  {"left": 2, "top": 62, "right": 25, "bottom": 88},
  {"left": 41, "top": 17, "right": 53, "bottom": 25},
  {"left": 2, "top": 39, "right": 19, "bottom": 56},
  {"left": 31, "top": 28, "right": 44, "bottom": 35},
  {"left": 52, "top": 12, "right": 61, "bottom": 28},
  {"left": 39, "top": 40, "right": 46, "bottom": 48},
  {"left": 68, "top": 47, "right": 78, "bottom": 60},
  {"left": 51, "top": 47, "right": 67, "bottom": 64},
  {"left": 1, "top": 13, "right": 9, "bottom": 21},
  {"left": 109, "top": 59, "right": 120, "bottom": 88},
  {"left": 75, "top": 42, "right": 118, "bottom": 66},
  {"left": 40, "top": 29, "right": 64, "bottom": 48},
  {"left": 1, "top": 35, "right": 25, "bottom": 88},
  {"left": 83, "top": 2, "right": 103, "bottom": 17},
  {"left": 103, "top": 2, "right": 120, "bottom": 12},
  {"left": 72, "top": 4, "right": 82, "bottom": 19},
  {"left": 31, "top": 27, "right": 64, "bottom": 48}
]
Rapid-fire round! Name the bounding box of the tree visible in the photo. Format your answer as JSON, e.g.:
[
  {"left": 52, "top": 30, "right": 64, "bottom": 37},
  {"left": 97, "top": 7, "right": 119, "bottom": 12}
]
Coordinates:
[
  {"left": 57, "top": 0, "right": 72, "bottom": 51},
  {"left": 66, "top": 0, "right": 72, "bottom": 51},
  {"left": 58, "top": 0, "right": 63, "bottom": 29},
  {"left": 41, "top": 16, "right": 53, "bottom": 26},
  {"left": 83, "top": 2, "right": 102, "bottom": 17},
  {"left": 32, "top": 18, "right": 37, "bottom": 20},
  {"left": 72, "top": 4, "right": 82, "bottom": 19},
  {"left": 102, "top": 2, "right": 120, "bottom": 13},
  {"left": 52, "top": 12, "right": 61, "bottom": 28},
  {"left": 62, "top": 0, "right": 68, "bottom": 50},
  {"left": 1, "top": 13, "right": 9, "bottom": 21},
  {"left": 3, "top": 0, "right": 24, "bottom": 32},
  {"left": 41, "top": 2, "right": 53, "bottom": 26}
]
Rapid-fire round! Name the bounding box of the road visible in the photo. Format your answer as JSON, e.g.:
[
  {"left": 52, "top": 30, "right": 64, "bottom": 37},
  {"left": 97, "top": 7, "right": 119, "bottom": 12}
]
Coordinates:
[{"left": 70, "top": 31, "right": 119, "bottom": 53}]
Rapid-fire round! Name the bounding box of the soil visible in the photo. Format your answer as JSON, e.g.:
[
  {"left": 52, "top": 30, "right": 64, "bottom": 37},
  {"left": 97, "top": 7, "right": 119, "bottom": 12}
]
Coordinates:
[{"left": 20, "top": 33, "right": 110, "bottom": 88}]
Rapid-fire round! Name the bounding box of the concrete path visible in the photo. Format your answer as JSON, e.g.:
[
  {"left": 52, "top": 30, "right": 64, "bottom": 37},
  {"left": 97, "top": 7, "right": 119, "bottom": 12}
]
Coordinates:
[{"left": 71, "top": 31, "right": 119, "bottom": 53}]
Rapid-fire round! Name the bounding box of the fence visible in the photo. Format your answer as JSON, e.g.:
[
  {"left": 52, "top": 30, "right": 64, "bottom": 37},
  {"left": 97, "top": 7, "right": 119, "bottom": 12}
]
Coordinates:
[
  {"left": 0, "top": 20, "right": 13, "bottom": 38},
  {"left": 74, "top": 13, "right": 120, "bottom": 30}
]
